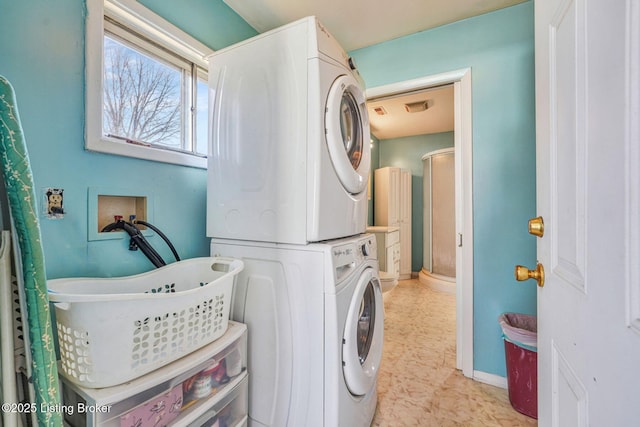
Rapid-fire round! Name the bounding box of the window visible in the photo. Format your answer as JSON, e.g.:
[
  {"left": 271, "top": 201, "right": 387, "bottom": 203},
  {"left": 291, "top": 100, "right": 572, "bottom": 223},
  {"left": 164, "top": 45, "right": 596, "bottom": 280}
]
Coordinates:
[{"left": 86, "top": 0, "right": 213, "bottom": 167}]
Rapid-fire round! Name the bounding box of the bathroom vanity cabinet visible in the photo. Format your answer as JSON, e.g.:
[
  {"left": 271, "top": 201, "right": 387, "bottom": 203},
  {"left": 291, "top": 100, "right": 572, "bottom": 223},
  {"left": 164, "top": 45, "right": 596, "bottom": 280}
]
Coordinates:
[
  {"left": 374, "top": 167, "right": 412, "bottom": 278},
  {"left": 367, "top": 226, "right": 400, "bottom": 277}
]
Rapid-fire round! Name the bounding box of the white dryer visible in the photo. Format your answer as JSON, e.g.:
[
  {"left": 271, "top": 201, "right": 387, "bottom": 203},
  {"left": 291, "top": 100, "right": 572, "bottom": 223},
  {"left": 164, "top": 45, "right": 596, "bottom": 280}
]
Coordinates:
[
  {"left": 207, "top": 16, "right": 371, "bottom": 244},
  {"left": 210, "top": 234, "right": 383, "bottom": 426}
]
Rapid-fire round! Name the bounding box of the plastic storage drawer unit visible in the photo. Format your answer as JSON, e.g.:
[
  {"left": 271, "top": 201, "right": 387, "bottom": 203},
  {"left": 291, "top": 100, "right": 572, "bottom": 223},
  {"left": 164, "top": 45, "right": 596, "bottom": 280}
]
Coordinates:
[{"left": 61, "top": 321, "right": 248, "bottom": 427}]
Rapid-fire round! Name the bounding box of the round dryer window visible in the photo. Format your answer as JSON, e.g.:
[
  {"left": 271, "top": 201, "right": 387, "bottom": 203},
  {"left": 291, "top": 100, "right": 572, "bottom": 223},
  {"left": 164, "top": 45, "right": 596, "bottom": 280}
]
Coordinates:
[
  {"left": 340, "top": 92, "right": 363, "bottom": 169},
  {"left": 342, "top": 267, "right": 383, "bottom": 396},
  {"left": 325, "top": 74, "right": 371, "bottom": 195}
]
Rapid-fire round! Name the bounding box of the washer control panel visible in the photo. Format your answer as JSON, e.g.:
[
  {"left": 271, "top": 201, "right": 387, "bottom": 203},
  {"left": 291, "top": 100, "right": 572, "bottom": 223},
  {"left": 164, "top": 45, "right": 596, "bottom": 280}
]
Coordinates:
[
  {"left": 359, "top": 234, "right": 377, "bottom": 262},
  {"left": 331, "top": 234, "right": 377, "bottom": 284}
]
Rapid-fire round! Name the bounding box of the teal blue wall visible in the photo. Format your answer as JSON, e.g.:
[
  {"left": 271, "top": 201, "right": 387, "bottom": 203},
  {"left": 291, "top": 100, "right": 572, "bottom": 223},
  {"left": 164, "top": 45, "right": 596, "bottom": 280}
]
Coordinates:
[
  {"left": 0, "top": 0, "right": 256, "bottom": 278},
  {"left": 377, "top": 132, "right": 454, "bottom": 272},
  {"left": 353, "top": 1, "right": 537, "bottom": 377},
  {"left": 1, "top": 0, "right": 537, "bottom": 379},
  {"left": 137, "top": 0, "right": 257, "bottom": 50}
]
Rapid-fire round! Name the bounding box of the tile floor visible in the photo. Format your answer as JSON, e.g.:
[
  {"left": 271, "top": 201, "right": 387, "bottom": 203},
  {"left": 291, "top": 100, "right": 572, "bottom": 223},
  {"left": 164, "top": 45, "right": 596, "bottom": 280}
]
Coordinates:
[{"left": 371, "top": 279, "right": 537, "bottom": 427}]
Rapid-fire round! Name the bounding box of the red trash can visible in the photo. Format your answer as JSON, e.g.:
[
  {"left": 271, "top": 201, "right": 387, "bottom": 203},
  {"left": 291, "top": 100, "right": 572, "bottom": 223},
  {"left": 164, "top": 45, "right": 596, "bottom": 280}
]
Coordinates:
[{"left": 498, "top": 313, "right": 537, "bottom": 419}]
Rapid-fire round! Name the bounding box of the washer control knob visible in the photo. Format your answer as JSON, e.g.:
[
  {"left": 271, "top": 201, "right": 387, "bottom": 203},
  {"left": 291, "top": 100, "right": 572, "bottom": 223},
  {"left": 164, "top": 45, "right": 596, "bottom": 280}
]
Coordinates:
[
  {"left": 348, "top": 57, "right": 356, "bottom": 70},
  {"left": 361, "top": 243, "right": 369, "bottom": 257}
]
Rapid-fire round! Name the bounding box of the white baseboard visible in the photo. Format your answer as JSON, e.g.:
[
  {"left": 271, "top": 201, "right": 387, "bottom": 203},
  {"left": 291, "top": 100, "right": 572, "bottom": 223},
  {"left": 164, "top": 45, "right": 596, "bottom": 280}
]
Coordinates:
[{"left": 473, "top": 370, "right": 508, "bottom": 389}]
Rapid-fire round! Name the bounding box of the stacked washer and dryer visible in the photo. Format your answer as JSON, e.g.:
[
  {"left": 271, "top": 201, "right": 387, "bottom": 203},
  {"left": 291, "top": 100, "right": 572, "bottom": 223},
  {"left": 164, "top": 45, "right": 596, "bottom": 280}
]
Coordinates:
[{"left": 206, "top": 17, "right": 383, "bottom": 427}]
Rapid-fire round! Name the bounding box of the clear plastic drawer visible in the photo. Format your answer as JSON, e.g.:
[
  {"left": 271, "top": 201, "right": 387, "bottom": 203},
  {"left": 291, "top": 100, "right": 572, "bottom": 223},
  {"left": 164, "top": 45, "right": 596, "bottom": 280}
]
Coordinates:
[
  {"left": 61, "top": 321, "right": 247, "bottom": 427},
  {"left": 179, "top": 374, "right": 248, "bottom": 427}
]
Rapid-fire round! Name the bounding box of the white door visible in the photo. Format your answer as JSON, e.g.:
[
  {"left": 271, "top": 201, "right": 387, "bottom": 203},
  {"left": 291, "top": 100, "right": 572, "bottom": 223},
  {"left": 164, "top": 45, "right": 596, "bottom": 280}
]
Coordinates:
[{"left": 534, "top": 0, "right": 640, "bottom": 425}]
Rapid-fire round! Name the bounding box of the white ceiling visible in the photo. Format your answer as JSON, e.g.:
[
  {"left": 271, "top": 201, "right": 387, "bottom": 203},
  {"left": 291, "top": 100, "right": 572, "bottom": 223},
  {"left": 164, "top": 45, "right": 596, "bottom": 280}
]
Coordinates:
[
  {"left": 223, "top": 0, "right": 527, "bottom": 51},
  {"left": 367, "top": 85, "right": 454, "bottom": 140},
  {"left": 223, "top": 0, "right": 525, "bottom": 140}
]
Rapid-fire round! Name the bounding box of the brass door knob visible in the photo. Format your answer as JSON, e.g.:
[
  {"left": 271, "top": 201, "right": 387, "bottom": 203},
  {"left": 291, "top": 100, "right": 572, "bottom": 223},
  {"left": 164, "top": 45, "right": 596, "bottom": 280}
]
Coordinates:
[
  {"left": 528, "top": 216, "right": 544, "bottom": 237},
  {"left": 515, "top": 263, "right": 545, "bottom": 287}
]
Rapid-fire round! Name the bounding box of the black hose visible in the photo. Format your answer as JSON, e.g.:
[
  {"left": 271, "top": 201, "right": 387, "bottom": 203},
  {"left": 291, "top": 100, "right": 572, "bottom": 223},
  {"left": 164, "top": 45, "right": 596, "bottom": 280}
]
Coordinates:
[
  {"left": 122, "top": 221, "right": 166, "bottom": 268},
  {"left": 101, "top": 222, "right": 124, "bottom": 233},
  {"left": 100, "top": 219, "right": 179, "bottom": 268},
  {"left": 131, "top": 235, "right": 165, "bottom": 268},
  {"left": 134, "top": 220, "right": 180, "bottom": 262}
]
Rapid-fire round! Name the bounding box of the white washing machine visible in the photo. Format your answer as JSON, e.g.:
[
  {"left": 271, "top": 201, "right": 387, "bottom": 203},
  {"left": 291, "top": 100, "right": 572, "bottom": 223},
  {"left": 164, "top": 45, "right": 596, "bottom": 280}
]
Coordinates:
[
  {"left": 210, "top": 234, "right": 383, "bottom": 426},
  {"left": 207, "top": 16, "right": 371, "bottom": 244}
]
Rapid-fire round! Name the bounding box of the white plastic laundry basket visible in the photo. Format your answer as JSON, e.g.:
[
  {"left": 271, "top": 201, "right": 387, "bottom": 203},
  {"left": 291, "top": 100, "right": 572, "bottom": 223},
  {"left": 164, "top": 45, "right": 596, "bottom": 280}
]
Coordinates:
[{"left": 48, "top": 257, "right": 243, "bottom": 388}]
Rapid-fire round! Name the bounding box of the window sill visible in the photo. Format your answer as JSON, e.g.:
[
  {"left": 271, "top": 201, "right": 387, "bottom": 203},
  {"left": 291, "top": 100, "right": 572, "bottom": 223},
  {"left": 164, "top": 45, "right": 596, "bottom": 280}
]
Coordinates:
[{"left": 86, "top": 136, "right": 207, "bottom": 169}]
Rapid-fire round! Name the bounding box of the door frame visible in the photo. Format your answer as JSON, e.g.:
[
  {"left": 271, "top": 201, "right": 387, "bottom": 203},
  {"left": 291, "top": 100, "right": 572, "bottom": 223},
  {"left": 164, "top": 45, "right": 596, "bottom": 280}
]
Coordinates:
[{"left": 366, "top": 68, "right": 474, "bottom": 377}]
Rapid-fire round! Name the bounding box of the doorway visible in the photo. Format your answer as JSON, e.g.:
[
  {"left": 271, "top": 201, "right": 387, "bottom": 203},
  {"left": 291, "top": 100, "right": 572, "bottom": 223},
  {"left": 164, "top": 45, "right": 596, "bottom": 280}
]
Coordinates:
[{"left": 366, "top": 68, "right": 474, "bottom": 377}]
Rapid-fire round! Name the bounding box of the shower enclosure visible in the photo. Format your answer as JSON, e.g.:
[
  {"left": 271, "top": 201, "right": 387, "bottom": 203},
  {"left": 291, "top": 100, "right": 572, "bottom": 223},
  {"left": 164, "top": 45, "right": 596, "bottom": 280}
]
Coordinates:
[{"left": 419, "top": 148, "right": 456, "bottom": 293}]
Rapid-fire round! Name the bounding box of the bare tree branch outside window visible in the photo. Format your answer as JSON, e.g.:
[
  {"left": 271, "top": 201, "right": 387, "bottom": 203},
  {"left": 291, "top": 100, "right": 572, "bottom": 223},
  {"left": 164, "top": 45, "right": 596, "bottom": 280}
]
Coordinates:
[{"left": 103, "top": 36, "right": 182, "bottom": 149}]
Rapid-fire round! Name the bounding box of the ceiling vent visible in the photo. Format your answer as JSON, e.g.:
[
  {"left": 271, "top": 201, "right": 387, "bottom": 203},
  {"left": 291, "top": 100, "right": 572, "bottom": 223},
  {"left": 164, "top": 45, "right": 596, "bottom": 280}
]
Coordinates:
[
  {"left": 373, "top": 106, "right": 387, "bottom": 115},
  {"left": 404, "top": 100, "right": 429, "bottom": 113}
]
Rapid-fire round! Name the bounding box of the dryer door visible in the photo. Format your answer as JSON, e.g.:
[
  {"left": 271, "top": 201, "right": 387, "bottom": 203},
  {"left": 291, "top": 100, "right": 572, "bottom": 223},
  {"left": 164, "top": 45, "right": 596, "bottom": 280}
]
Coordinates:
[
  {"left": 325, "top": 74, "right": 371, "bottom": 195},
  {"left": 342, "top": 266, "right": 383, "bottom": 396}
]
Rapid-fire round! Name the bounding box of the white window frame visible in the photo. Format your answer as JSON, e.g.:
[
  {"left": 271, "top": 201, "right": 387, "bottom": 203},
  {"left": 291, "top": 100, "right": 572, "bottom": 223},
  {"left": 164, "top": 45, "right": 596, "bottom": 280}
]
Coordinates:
[{"left": 86, "top": 0, "right": 213, "bottom": 168}]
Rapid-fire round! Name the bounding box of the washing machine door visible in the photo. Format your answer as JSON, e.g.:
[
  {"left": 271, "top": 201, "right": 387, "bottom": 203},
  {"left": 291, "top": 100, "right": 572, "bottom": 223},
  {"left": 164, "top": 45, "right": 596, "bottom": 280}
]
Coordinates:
[
  {"left": 342, "top": 266, "right": 383, "bottom": 396},
  {"left": 325, "top": 74, "right": 371, "bottom": 195}
]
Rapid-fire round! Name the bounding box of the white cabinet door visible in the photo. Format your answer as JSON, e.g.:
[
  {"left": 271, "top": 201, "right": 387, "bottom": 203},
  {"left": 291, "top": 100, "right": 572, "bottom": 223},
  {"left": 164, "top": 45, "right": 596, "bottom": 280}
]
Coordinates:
[
  {"left": 384, "top": 245, "right": 394, "bottom": 275},
  {"left": 374, "top": 167, "right": 400, "bottom": 226},
  {"left": 534, "top": 0, "right": 640, "bottom": 424},
  {"left": 399, "top": 169, "right": 412, "bottom": 279},
  {"left": 374, "top": 167, "right": 411, "bottom": 278}
]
